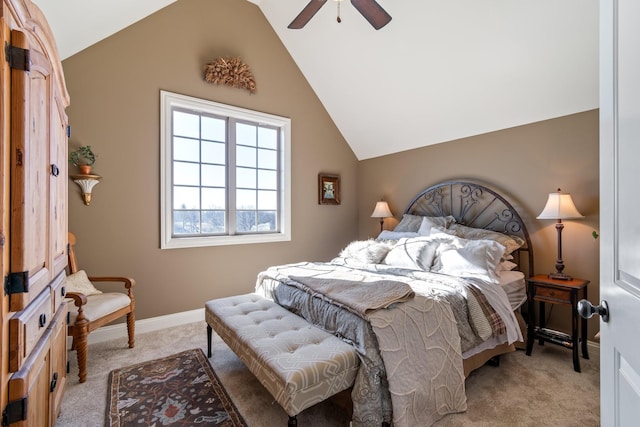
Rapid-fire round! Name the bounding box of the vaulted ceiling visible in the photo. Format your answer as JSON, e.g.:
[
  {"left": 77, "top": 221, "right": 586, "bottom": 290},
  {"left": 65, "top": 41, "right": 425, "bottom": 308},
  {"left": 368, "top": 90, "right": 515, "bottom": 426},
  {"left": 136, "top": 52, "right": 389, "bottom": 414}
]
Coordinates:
[{"left": 32, "top": 0, "right": 599, "bottom": 160}]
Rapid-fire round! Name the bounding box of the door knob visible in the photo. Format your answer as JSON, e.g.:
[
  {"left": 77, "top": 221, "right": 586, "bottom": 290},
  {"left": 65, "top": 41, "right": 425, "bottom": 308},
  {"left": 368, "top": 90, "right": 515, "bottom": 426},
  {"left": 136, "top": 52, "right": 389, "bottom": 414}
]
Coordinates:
[{"left": 578, "top": 299, "right": 609, "bottom": 323}]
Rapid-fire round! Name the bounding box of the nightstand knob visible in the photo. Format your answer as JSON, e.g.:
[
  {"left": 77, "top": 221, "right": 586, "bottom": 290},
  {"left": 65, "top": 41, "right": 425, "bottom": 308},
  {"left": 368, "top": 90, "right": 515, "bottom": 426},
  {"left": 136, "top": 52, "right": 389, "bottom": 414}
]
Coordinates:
[{"left": 578, "top": 299, "right": 609, "bottom": 323}]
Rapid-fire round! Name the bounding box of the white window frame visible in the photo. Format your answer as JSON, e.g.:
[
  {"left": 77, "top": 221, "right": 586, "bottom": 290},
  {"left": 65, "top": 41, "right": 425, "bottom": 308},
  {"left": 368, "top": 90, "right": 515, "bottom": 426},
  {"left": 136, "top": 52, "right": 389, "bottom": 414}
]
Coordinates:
[{"left": 160, "top": 90, "right": 291, "bottom": 249}]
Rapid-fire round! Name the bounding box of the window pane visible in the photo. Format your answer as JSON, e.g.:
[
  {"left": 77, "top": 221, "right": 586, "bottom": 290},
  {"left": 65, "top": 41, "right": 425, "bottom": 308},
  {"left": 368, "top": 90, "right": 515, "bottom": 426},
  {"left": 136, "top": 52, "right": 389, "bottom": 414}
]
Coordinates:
[
  {"left": 237, "top": 146, "right": 256, "bottom": 168},
  {"left": 236, "top": 123, "right": 257, "bottom": 147},
  {"left": 236, "top": 211, "right": 256, "bottom": 232},
  {"left": 173, "top": 111, "right": 200, "bottom": 138},
  {"left": 202, "top": 210, "right": 225, "bottom": 234},
  {"left": 202, "top": 164, "right": 225, "bottom": 187},
  {"left": 202, "top": 141, "right": 225, "bottom": 165},
  {"left": 174, "top": 210, "right": 200, "bottom": 234},
  {"left": 201, "top": 187, "right": 226, "bottom": 209},
  {"left": 258, "top": 148, "right": 277, "bottom": 170},
  {"left": 237, "top": 167, "right": 256, "bottom": 189},
  {"left": 258, "top": 127, "right": 277, "bottom": 149},
  {"left": 173, "top": 161, "right": 200, "bottom": 186},
  {"left": 258, "top": 211, "right": 276, "bottom": 231},
  {"left": 173, "top": 137, "right": 199, "bottom": 162},
  {"left": 174, "top": 186, "right": 200, "bottom": 209},
  {"left": 258, "top": 190, "right": 277, "bottom": 210},
  {"left": 258, "top": 170, "right": 277, "bottom": 190},
  {"left": 237, "top": 189, "right": 256, "bottom": 209},
  {"left": 202, "top": 116, "right": 226, "bottom": 141}
]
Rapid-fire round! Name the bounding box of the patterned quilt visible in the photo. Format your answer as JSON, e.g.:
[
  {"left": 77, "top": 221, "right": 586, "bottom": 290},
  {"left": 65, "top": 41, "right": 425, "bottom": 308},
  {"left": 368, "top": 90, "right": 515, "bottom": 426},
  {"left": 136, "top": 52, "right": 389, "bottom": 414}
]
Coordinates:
[{"left": 255, "top": 258, "right": 520, "bottom": 427}]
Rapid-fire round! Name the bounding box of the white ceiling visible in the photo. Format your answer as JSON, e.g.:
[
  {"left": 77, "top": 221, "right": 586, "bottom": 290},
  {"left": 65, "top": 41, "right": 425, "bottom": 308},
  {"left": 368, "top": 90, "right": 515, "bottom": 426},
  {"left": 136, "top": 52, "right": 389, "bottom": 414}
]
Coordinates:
[{"left": 32, "top": 0, "right": 599, "bottom": 160}]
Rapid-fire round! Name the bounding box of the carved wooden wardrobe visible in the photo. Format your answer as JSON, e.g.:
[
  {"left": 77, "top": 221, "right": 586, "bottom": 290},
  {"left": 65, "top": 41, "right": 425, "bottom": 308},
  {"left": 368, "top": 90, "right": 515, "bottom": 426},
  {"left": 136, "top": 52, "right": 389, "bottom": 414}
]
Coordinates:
[{"left": 1, "top": 0, "right": 70, "bottom": 425}]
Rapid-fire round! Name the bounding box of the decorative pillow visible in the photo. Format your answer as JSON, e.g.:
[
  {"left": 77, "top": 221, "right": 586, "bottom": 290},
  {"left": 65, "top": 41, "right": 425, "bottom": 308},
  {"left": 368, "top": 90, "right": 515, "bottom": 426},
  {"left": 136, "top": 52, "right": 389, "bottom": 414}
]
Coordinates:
[
  {"left": 393, "top": 214, "right": 424, "bottom": 232},
  {"left": 432, "top": 224, "right": 525, "bottom": 257},
  {"left": 417, "top": 215, "right": 456, "bottom": 236},
  {"left": 383, "top": 237, "right": 438, "bottom": 271},
  {"left": 431, "top": 236, "right": 505, "bottom": 284},
  {"left": 64, "top": 270, "right": 102, "bottom": 296},
  {"left": 395, "top": 214, "right": 455, "bottom": 233},
  {"left": 339, "top": 240, "right": 393, "bottom": 264},
  {"left": 376, "top": 230, "right": 420, "bottom": 241}
]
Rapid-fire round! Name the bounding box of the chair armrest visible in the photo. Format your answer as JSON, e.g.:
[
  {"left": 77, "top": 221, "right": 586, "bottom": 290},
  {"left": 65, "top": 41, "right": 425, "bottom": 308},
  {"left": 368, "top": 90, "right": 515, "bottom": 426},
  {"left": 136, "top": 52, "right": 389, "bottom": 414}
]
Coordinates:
[
  {"left": 66, "top": 291, "right": 88, "bottom": 308},
  {"left": 87, "top": 276, "right": 135, "bottom": 289},
  {"left": 87, "top": 276, "right": 135, "bottom": 300}
]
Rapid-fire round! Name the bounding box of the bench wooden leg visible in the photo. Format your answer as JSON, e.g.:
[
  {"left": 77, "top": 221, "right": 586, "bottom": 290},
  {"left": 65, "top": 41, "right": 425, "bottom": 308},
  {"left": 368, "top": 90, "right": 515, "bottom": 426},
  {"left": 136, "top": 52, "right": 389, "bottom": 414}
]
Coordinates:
[
  {"left": 288, "top": 416, "right": 297, "bottom": 426},
  {"left": 207, "top": 324, "right": 212, "bottom": 357}
]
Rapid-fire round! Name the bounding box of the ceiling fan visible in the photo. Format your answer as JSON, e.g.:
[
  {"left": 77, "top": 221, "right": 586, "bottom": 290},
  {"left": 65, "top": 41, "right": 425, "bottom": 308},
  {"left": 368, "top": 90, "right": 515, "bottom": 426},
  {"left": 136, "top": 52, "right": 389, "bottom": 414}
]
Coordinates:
[{"left": 288, "top": 0, "right": 392, "bottom": 30}]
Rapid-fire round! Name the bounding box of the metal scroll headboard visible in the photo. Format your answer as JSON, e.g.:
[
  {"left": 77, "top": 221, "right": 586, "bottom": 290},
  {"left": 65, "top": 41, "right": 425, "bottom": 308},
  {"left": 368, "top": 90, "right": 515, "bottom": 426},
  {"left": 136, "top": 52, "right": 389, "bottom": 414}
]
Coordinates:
[{"left": 404, "top": 180, "right": 534, "bottom": 277}]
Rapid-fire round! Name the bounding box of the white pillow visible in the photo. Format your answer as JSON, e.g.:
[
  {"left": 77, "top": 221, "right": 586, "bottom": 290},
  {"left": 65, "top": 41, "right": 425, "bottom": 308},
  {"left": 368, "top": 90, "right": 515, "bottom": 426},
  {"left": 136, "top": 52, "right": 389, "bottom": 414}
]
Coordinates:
[
  {"left": 383, "top": 237, "right": 438, "bottom": 271},
  {"left": 339, "top": 240, "right": 393, "bottom": 264},
  {"left": 432, "top": 224, "right": 524, "bottom": 257},
  {"left": 431, "top": 237, "right": 505, "bottom": 284},
  {"left": 64, "top": 270, "right": 102, "bottom": 296},
  {"left": 498, "top": 260, "right": 518, "bottom": 271},
  {"left": 417, "top": 215, "right": 456, "bottom": 236}
]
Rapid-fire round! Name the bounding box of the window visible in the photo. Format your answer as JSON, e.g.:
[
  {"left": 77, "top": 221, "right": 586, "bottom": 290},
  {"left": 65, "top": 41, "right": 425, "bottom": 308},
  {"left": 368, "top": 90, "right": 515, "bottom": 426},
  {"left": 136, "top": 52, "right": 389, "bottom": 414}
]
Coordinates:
[{"left": 160, "top": 91, "right": 291, "bottom": 249}]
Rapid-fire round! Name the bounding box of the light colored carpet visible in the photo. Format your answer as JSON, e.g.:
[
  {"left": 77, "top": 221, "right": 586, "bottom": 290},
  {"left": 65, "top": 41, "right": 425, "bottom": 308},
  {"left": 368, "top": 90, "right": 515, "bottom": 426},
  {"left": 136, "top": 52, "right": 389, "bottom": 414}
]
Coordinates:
[{"left": 56, "top": 321, "right": 599, "bottom": 426}]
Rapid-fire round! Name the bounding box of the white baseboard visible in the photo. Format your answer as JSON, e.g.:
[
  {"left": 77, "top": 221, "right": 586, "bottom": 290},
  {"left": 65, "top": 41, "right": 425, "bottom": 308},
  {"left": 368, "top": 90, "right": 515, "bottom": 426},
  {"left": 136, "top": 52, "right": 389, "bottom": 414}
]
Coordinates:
[
  {"left": 587, "top": 339, "right": 600, "bottom": 365},
  {"left": 85, "top": 308, "right": 205, "bottom": 346}
]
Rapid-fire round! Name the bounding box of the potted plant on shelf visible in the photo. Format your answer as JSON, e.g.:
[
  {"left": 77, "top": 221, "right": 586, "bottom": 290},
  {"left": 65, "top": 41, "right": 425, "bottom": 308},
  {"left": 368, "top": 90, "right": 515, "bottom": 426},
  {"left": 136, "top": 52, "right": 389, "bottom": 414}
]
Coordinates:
[{"left": 69, "top": 145, "right": 96, "bottom": 175}]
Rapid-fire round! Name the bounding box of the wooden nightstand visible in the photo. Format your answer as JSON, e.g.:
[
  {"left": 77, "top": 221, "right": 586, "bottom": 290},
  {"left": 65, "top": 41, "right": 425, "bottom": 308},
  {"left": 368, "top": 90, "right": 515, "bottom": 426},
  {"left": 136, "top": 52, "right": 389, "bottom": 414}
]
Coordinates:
[{"left": 525, "top": 274, "right": 590, "bottom": 372}]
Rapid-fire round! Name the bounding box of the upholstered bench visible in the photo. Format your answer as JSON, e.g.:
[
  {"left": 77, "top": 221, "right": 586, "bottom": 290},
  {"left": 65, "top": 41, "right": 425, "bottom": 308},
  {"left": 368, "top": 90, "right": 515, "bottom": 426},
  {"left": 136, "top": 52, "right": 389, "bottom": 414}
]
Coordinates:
[{"left": 205, "top": 293, "right": 359, "bottom": 426}]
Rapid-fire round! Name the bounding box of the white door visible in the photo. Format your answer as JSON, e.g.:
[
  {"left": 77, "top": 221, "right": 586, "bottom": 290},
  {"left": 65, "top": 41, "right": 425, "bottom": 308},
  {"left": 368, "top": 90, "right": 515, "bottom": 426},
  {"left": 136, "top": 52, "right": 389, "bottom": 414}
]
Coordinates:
[{"left": 599, "top": 0, "right": 640, "bottom": 425}]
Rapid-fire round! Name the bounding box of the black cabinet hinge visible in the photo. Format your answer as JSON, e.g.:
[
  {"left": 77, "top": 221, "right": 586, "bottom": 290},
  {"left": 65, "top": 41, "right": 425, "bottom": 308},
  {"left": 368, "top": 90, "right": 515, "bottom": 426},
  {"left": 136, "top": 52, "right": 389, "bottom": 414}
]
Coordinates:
[
  {"left": 4, "top": 271, "right": 29, "bottom": 295},
  {"left": 4, "top": 43, "right": 30, "bottom": 71},
  {"left": 2, "top": 397, "right": 27, "bottom": 426}
]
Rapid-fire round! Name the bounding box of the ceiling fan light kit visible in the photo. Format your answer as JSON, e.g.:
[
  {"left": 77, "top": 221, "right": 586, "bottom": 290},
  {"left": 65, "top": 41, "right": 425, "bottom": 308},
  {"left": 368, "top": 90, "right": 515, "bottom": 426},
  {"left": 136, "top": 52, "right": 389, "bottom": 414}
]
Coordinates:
[{"left": 288, "top": 0, "right": 391, "bottom": 30}]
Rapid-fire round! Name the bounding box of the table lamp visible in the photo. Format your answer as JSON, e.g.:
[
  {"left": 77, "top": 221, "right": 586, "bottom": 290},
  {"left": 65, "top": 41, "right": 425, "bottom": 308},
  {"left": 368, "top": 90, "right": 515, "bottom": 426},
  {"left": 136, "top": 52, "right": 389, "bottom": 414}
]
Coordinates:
[
  {"left": 537, "top": 188, "right": 584, "bottom": 280},
  {"left": 371, "top": 200, "right": 393, "bottom": 232}
]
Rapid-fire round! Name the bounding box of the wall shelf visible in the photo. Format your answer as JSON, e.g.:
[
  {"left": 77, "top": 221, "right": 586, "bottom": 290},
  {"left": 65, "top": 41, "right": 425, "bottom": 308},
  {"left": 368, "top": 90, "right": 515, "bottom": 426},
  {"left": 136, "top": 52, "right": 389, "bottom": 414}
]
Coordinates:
[{"left": 70, "top": 174, "right": 101, "bottom": 205}]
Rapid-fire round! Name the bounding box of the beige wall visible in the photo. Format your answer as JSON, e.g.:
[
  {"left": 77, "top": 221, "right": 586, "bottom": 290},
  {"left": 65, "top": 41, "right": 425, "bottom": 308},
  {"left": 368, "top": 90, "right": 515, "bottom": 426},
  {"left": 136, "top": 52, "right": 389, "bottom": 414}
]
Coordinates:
[
  {"left": 62, "top": 0, "right": 358, "bottom": 320},
  {"left": 358, "top": 110, "right": 600, "bottom": 338}
]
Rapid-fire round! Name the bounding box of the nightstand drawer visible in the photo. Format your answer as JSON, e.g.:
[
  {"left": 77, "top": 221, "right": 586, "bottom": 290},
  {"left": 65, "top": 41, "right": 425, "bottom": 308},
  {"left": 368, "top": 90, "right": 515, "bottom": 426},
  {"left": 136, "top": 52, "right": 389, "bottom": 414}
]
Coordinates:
[{"left": 534, "top": 286, "right": 571, "bottom": 303}]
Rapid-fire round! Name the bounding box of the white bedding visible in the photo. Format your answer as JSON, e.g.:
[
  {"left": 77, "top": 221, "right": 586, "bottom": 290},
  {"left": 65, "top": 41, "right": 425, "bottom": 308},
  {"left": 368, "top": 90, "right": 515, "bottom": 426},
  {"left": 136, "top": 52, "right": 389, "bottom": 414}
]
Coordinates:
[{"left": 499, "top": 270, "right": 527, "bottom": 310}]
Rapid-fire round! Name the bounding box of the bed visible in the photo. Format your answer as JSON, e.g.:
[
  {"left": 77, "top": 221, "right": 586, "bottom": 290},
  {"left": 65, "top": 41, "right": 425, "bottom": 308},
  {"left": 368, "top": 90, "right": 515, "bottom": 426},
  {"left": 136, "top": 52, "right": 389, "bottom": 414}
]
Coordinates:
[{"left": 255, "top": 180, "right": 533, "bottom": 427}]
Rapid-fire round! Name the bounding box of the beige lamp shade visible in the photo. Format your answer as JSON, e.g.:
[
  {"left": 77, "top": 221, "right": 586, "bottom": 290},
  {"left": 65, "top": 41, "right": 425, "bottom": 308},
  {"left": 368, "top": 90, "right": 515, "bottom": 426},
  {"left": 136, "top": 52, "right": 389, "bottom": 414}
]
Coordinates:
[
  {"left": 537, "top": 189, "right": 584, "bottom": 220},
  {"left": 371, "top": 201, "right": 393, "bottom": 218}
]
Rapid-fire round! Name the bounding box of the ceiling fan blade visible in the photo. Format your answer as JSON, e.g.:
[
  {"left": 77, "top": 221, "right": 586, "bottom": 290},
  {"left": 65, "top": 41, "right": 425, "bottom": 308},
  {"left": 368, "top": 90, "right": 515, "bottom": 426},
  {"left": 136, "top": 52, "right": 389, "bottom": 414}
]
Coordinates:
[
  {"left": 350, "top": 0, "right": 392, "bottom": 30},
  {"left": 288, "top": 0, "right": 328, "bottom": 29}
]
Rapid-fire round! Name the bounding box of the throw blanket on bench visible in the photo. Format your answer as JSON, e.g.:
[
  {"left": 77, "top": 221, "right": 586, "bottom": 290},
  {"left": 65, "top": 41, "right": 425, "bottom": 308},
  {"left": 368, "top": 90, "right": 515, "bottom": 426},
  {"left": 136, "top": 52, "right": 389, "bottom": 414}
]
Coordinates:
[{"left": 256, "top": 260, "right": 520, "bottom": 427}]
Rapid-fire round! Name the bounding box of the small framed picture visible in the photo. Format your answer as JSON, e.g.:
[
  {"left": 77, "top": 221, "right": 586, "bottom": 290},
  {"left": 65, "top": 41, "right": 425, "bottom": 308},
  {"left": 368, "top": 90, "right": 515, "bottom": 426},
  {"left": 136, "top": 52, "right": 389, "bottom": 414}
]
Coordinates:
[{"left": 318, "top": 173, "right": 340, "bottom": 205}]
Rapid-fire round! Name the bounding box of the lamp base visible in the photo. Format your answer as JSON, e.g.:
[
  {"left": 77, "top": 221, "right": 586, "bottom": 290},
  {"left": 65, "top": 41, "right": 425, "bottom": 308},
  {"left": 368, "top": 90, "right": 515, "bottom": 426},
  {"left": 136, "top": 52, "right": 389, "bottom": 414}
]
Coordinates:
[{"left": 548, "top": 272, "right": 573, "bottom": 281}]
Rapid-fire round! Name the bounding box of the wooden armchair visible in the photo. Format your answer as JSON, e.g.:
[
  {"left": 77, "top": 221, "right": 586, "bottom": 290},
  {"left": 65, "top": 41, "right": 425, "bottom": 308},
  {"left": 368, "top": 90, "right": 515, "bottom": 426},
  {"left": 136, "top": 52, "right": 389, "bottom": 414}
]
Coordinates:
[{"left": 66, "top": 232, "right": 135, "bottom": 383}]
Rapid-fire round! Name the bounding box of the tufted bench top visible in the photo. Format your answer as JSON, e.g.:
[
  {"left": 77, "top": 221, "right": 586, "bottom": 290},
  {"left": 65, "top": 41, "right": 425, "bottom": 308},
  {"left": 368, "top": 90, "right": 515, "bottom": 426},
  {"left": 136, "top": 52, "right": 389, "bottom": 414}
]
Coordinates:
[{"left": 206, "top": 293, "right": 359, "bottom": 420}]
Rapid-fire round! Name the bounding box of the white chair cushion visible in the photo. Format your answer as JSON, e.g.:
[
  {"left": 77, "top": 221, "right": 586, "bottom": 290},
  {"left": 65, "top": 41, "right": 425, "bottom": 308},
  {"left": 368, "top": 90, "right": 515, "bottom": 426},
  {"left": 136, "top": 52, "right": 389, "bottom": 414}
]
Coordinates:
[{"left": 67, "top": 293, "right": 131, "bottom": 324}]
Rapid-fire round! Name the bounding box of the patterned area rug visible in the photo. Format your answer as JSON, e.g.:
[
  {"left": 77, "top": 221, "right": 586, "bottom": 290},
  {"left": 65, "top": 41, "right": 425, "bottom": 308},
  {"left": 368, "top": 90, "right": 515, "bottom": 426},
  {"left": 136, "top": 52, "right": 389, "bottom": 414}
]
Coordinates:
[{"left": 106, "top": 348, "right": 247, "bottom": 426}]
